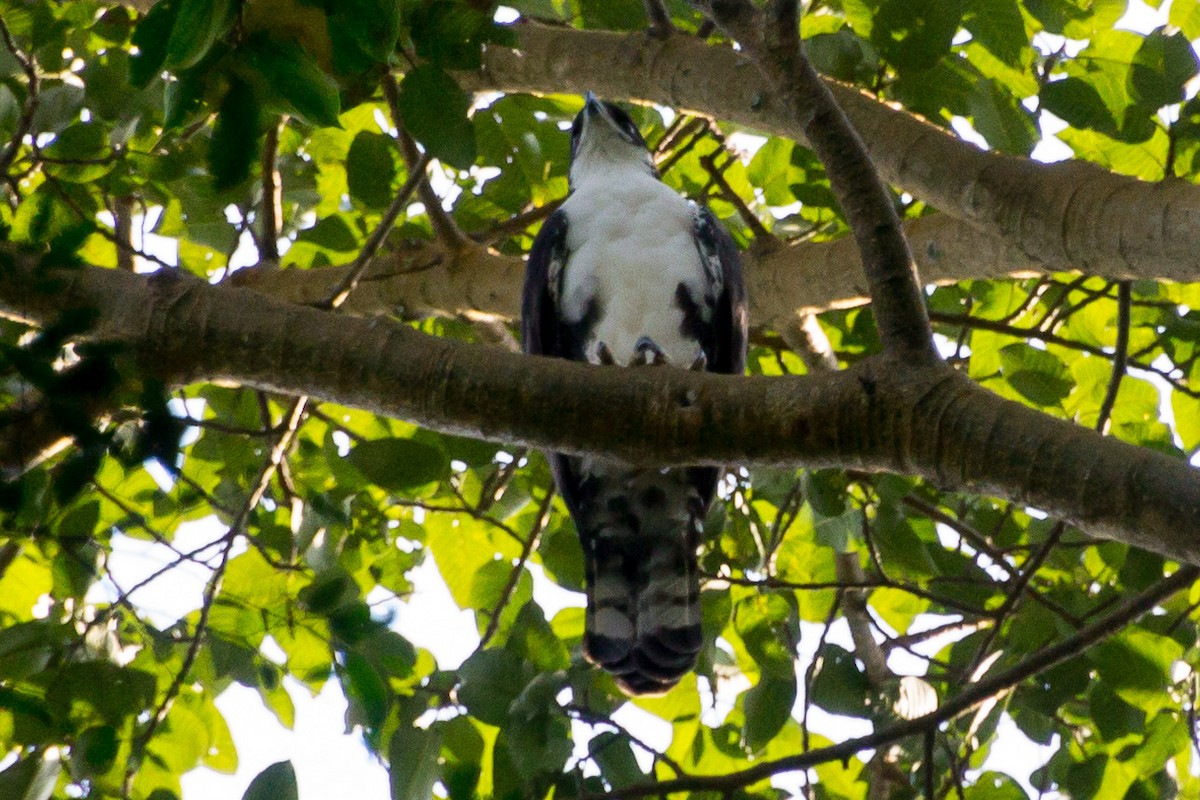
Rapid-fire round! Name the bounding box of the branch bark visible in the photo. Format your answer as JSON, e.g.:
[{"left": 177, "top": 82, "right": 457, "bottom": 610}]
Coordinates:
[
  {"left": 229, "top": 212, "right": 1041, "bottom": 327},
  {"left": 3, "top": 250, "right": 1198, "bottom": 565},
  {"left": 462, "top": 21, "right": 1200, "bottom": 285}
]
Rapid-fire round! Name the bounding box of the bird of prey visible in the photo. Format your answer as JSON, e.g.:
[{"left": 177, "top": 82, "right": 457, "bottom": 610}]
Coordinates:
[{"left": 522, "top": 93, "right": 748, "bottom": 694}]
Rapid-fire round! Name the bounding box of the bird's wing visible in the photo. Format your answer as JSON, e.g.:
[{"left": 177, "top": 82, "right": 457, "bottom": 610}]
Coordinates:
[
  {"left": 694, "top": 205, "right": 749, "bottom": 376},
  {"left": 520, "top": 208, "right": 587, "bottom": 516},
  {"left": 521, "top": 207, "right": 570, "bottom": 359}
]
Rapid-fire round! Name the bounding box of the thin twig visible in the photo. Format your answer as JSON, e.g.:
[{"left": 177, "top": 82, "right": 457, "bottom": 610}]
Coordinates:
[
  {"left": 382, "top": 74, "right": 470, "bottom": 250},
  {"left": 1096, "top": 280, "right": 1131, "bottom": 433},
  {"left": 0, "top": 17, "right": 38, "bottom": 180},
  {"left": 260, "top": 118, "right": 284, "bottom": 262},
  {"left": 929, "top": 310, "right": 1200, "bottom": 399},
  {"left": 566, "top": 704, "right": 688, "bottom": 777},
  {"left": 477, "top": 487, "right": 554, "bottom": 649},
  {"left": 123, "top": 397, "right": 309, "bottom": 796},
  {"left": 965, "top": 520, "right": 1066, "bottom": 678},
  {"left": 320, "top": 151, "right": 433, "bottom": 310}
]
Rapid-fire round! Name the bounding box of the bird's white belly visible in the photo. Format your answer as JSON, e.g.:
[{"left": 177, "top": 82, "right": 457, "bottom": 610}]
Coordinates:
[{"left": 560, "top": 176, "right": 706, "bottom": 367}]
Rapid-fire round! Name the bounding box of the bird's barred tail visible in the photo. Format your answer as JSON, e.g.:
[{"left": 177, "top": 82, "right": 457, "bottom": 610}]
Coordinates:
[{"left": 576, "top": 465, "right": 705, "bottom": 695}]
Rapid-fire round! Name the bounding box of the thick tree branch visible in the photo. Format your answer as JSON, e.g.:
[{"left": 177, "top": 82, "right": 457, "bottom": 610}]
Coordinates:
[
  {"left": 462, "top": 22, "right": 1200, "bottom": 285},
  {"left": 230, "top": 212, "right": 1040, "bottom": 327},
  {"left": 2, "top": 252, "right": 1198, "bottom": 565}
]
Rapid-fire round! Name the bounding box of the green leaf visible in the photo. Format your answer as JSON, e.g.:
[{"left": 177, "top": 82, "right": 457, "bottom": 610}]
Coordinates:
[
  {"left": 409, "top": 1, "right": 498, "bottom": 69},
  {"left": 296, "top": 214, "right": 362, "bottom": 252},
  {"left": 43, "top": 123, "right": 112, "bottom": 183},
  {"left": 588, "top": 732, "right": 643, "bottom": 789},
  {"left": 963, "top": 0, "right": 1028, "bottom": 66},
  {"left": 1130, "top": 30, "right": 1199, "bottom": 109},
  {"left": 163, "top": 65, "right": 207, "bottom": 130},
  {"left": 999, "top": 343, "right": 1072, "bottom": 407},
  {"left": 872, "top": 508, "right": 937, "bottom": 577},
  {"left": 347, "top": 131, "right": 399, "bottom": 209},
  {"left": 1171, "top": 375, "right": 1200, "bottom": 450},
  {"left": 733, "top": 593, "right": 798, "bottom": 677},
  {"left": 970, "top": 78, "right": 1038, "bottom": 155},
  {"left": 1041, "top": 77, "right": 1119, "bottom": 138},
  {"left": 810, "top": 505, "right": 859, "bottom": 551},
  {"left": 968, "top": 771, "right": 1031, "bottom": 799},
  {"left": 743, "top": 673, "right": 797, "bottom": 753},
  {"left": 346, "top": 437, "right": 450, "bottom": 493},
  {"left": 239, "top": 36, "right": 342, "bottom": 127},
  {"left": 73, "top": 725, "right": 119, "bottom": 778},
  {"left": 871, "top": 0, "right": 964, "bottom": 71},
  {"left": 397, "top": 65, "right": 477, "bottom": 169},
  {"left": 1025, "top": 0, "right": 1125, "bottom": 38},
  {"left": 1089, "top": 627, "right": 1183, "bottom": 712},
  {"left": 129, "top": 0, "right": 179, "bottom": 87},
  {"left": 343, "top": 650, "right": 390, "bottom": 729},
  {"left": 390, "top": 725, "right": 444, "bottom": 800},
  {"left": 805, "top": 30, "right": 878, "bottom": 84},
  {"left": 456, "top": 649, "right": 526, "bottom": 726},
  {"left": 577, "top": 0, "right": 647, "bottom": 31},
  {"left": 0, "top": 749, "right": 61, "bottom": 800},
  {"left": 165, "top": 0, "right": 235, "bottom": 71},
  {"left": 209, "top": 78, "right": 262, "bottom": 190},
  {"left": 811, "top": 643, "right": 872, "bottom": 718},
  {"left": 1170, "top": 0, "right": 1200, "bottom": 39},
  {"left": 242, "top": 761, "right": 298, "bottom": 800}
]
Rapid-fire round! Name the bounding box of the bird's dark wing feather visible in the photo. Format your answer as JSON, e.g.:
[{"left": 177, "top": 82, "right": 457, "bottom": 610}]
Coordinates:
[
  {"left": 521, "top": 209, "right": 588, "bottom": 518},
  {"left": 522, "top": 208, "right": 570, "bottom": 359},
  {"left": 687, "top": 207, "right": 748, "bottom": 509},
  {"left": 694, "top": 205, "right": 748, "bottom": 376}
]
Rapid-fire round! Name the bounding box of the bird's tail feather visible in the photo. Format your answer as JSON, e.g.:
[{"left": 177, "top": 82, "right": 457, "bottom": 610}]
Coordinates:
[{"left": 578, "top": 465, "right": 704, "bottom": 695}]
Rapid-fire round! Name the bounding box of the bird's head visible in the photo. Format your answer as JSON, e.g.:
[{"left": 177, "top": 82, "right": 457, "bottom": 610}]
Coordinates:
[{"left": 568, "top": 92, "right": 655, "bottom": 187}]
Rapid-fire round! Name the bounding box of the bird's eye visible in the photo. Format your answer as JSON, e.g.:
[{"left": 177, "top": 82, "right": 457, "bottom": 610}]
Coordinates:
[{"left": 605, "top": 103, "right": 646, "bottom": 147}]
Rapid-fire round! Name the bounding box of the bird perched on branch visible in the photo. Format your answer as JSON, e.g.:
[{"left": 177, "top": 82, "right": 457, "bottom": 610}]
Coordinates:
[{"left": 522, "top": 93, "right": 748, "bottom": 694}]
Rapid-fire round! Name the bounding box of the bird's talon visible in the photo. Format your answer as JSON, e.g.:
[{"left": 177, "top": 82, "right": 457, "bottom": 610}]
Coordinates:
[
  {"left": 689, "top": 352, "right": 708, "bottom": 372},
  {"left": 633, "top": 337, "right": 668, "bottom": 367},
  {"left": 596, "top": 342, "right": 616, "bottom": 365}
]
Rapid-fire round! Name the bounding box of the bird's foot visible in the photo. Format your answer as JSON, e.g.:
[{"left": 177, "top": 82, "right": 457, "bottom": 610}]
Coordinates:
[
  {"left": 596, "top": 342, "right": 617, "bottom": 366},
  {"left": 689, "top": 351, "right": 708, "bottom": 372},
  {"left": 632, "top": 337, "right": 668, "bottom": 366}
]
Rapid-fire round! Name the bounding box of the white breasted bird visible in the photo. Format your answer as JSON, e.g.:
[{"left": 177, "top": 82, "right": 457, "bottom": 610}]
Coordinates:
[{"left": 522, "top": 93, "right": 748, "bottom": 694}]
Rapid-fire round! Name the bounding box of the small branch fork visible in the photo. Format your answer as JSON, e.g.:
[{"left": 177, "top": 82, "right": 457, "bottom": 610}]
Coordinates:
[{"left": 686, "top": 0, "right": 935, "bottom": 359}]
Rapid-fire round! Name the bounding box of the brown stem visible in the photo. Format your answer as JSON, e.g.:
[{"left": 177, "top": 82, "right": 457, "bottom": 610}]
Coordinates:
[{"left": 260, "top": 118, "right": 284, "bottom": 262}]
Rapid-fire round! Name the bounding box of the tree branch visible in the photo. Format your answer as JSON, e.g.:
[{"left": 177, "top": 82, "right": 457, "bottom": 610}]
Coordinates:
[
  {"left": 260, "top": 118, "right": 284, "bottom": 263},
  {"left": 231, "top": 209, "right": 1042, "bottom": 330},
  {"left": 463, "top": 21, "right": 1200, "bottom": 285},
  {"left": 3, "top": 251, "right": 1198, "bottom": 565}
]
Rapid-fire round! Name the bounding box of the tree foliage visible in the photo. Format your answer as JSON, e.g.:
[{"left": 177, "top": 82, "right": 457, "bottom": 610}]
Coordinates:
[{"left": 0, "top": 1, "right": 1199, "bottom": 799}]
